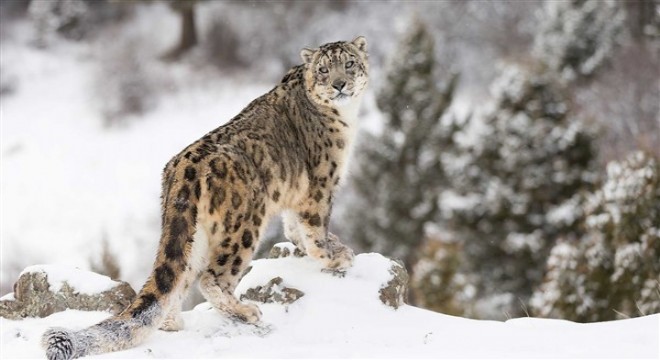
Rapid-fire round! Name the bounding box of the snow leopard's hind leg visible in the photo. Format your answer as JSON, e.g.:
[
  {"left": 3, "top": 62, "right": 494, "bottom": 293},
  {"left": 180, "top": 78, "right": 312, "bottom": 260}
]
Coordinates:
[
  {"left": 197, "top": 152, "right": 267, "bottom": 324},
  {"left": 198, "top": 218, "right": 264, "bottom": 323}
]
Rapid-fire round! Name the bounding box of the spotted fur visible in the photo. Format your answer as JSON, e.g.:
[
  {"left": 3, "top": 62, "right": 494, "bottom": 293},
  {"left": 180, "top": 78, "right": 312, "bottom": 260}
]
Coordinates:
[{"left": 42, "top": 36, "right": 369, "bottom": 360}]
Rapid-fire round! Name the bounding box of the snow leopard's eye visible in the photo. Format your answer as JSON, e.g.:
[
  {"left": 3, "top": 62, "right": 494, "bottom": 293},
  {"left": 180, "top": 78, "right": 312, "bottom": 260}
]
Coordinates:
[
  {"left": 319, "top": 66, "right": 329, "bottom": 74},
  {"left": 345, "top": 61, "right": 354, "bottom": 69}
]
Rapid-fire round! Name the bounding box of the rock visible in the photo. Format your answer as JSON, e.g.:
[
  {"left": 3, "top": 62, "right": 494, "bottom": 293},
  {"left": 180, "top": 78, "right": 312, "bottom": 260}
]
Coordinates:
[
  {"left": 378, "top": 259, "right": 409, "bottom": 309},
  {"left": 269, "top": 242, "right": 305, "bottom": 259},
  {"left": 242, "top": 243, "right": 409, "bottom": 310},
  {"left": 240, "top": 276, "right": 304, "bottom": 305},
  {"left": 0, "top": 265, "right": 136, "bottom": 320}
]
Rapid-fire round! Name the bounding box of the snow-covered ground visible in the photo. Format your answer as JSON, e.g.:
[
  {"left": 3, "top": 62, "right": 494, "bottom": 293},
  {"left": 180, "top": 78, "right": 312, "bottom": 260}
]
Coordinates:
[{"left": 2, "top": 253, "right": 659, "bottom": 359}]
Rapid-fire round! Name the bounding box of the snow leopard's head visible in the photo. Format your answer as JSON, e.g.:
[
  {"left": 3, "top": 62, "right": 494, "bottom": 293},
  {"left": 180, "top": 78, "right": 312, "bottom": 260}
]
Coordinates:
[{"left": 301, "top": 36, "right": 369, "bottom": 108}]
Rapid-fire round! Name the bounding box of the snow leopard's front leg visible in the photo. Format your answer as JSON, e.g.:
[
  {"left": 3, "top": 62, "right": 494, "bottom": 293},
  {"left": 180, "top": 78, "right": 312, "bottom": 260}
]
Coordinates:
[{"left": 291, "top": 190, "right": 354, "bottom": 270}]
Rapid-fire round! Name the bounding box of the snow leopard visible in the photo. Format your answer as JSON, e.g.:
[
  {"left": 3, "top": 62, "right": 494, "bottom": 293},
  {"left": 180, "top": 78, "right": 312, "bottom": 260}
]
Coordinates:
[{"left": 42, "top": 36, "right": 369, "bottom": 360}]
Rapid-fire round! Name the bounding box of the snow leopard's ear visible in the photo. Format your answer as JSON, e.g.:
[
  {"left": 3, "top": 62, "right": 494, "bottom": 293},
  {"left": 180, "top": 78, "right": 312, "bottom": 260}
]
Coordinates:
[
  {"left": 300, "top": 48, "right": 317, "bottom": 64},
  {"left": 351, "top": 36, "right": 367, "bottom": 52}
]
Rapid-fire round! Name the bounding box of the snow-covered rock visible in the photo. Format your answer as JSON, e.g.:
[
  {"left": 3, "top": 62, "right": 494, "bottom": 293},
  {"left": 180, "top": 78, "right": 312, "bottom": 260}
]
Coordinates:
[
  {"left": 0, "top": 265, "right": 135, "bottom": 320},
  {"left": 239, "top": 248, "right": 408, "bottom": 309},
  {"left": 239, "top": 276, "right": 305, "bottom": 305}
]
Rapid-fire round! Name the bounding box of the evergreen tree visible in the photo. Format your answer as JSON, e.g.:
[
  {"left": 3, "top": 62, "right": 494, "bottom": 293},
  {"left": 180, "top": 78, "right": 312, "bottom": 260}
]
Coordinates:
[
  {"left": 443, "top": 64, "right": 597, "bottom": 312},
  {"left": 533, "top": 0, "right": 625, "bottom": 81},
  {"left": 440, "top": 0, "right": 625, "bottom": 318},
  {"left": 526, "top": 0, "right": 660, "bottom": 322},
  {"left": 532, "top": 152, "right": 660, "bottom": 321},
  {"left": 345, "top": 21, "right": 458, "bottom": 269}
]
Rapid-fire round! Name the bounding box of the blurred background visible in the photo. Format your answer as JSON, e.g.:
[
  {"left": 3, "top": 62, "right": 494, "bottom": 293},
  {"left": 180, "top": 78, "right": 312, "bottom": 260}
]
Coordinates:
[{"left": 1, "top": 0, "right": 658, "bottom": 322}]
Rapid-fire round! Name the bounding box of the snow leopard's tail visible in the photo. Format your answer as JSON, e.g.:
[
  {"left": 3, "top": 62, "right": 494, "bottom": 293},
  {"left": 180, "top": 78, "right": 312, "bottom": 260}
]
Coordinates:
[
  {"left": 41, "top": 284, "right": 173, "bottom": 360},
  {"left": 42, "top": 166, "right": 201, "bottom": 360}
]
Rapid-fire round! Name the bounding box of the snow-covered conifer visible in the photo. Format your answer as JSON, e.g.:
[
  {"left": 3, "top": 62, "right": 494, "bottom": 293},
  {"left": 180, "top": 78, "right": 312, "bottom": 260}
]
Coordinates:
[
  {"left": 440, "top": 0, "right": 627, "bottom": 318},
  {"left": 345, "top": 20, "right": 458, "bottom": 268},
  {"left": 533, "top": 0, "right": 625, "bottom": 81},
  {"left": 532, "top": 152, "right": 660, "bottom": 321},
  {"left": 443, "top": 64, "right": 597, "bottom": 314}
]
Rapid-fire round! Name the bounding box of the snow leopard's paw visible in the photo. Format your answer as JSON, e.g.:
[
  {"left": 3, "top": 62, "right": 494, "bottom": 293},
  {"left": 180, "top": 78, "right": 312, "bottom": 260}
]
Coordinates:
[
  {"left": 325, "top": 234, "right": 355, "bottom": 270},
  {"left": 230, "top": 302, "right": 262, "bottom": 324},
  {"left": 160, "top": 311, "right": 184, "bottom": 331}
]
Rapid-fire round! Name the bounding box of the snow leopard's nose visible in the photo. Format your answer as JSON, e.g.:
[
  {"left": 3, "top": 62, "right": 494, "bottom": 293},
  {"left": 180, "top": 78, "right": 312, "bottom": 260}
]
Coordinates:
[{"left": 332, "top": 80, "right": 347, "bottom": 92}]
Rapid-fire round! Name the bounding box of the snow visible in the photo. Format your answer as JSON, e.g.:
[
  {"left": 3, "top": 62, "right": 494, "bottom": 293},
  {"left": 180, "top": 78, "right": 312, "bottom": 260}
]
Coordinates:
[
  {"left": 546, "top": 195, "right": 582, "bottom": 227},
  {"left": 585, "top": 151, "right": 658, "bottom": 231},
  {"left": 503, "top": 231, "right": 543, "bottom": 254},
  {"left": 611, "top": 243, "right": 642, "bottom": 281},
  {"left": 18, "top": 264, "right": 119, "bottom": 295},
  {"left": 2, "top": 253, "right": 659, "bottom": 359}
]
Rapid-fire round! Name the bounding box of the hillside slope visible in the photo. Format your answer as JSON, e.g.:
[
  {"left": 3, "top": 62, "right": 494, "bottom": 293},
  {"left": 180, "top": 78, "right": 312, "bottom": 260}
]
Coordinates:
[{"left": 1, "top": 252, "right": 658, "bottom": 359}]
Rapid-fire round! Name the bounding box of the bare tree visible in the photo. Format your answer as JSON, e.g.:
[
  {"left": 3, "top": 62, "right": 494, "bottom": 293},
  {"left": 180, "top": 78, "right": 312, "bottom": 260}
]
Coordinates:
[{"left": 161, "top": 0, "right": 199, "bottom": 61}]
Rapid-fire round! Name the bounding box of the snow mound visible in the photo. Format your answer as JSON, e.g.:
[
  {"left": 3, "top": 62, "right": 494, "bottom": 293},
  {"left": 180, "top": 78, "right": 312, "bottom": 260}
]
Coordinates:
[
  {"left": 1, "top": 254, "right": 659, "bottom": 358},
  {"left": 236, "top": 252, "right": 401, "bottom": 308}
]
